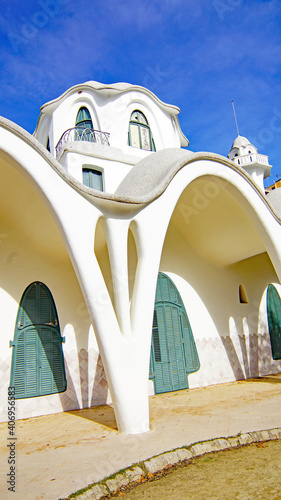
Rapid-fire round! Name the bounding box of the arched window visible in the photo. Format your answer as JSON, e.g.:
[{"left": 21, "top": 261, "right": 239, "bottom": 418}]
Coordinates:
[
  {"left": 75, "top": 107, "right": 93, "bottom": 141},
  {"left": 128, "top": 110, "right": 155, "bottom": 151},
  {"left": 266, "top": 284, "right": 281, "bottom": 360},
  {"left": 10, "top": 282, "right": 67, "bottom": 399},
  {"left": 149, "top": 273, "right": 200, "bottom": 394},
  {"left": 75, "top": 107, "right": 93, "bottom": 129},
  {"left": 83, "top": 167, "right": 103, "bottom": 191},
  {"left": 239, "top": 285, "right": 248, "bottom": 304}
]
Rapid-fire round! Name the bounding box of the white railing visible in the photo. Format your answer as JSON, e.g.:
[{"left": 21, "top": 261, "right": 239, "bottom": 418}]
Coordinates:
[
  {"left": 56, "top": 127, "right": 110, "bottom": 158},
  {"left": 232, "top": 153, "right": 269, "bottom": 167}
]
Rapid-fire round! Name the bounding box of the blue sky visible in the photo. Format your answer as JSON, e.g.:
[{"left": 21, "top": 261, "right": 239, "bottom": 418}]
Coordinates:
[{"left": 0, "top": 0, "right": 280, "bottom": 185}]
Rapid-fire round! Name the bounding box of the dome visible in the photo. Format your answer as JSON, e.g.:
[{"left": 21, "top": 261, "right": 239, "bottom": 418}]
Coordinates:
[
  {"left": 228, "top": 135, "right": 258, "bottom": 160},
  {"left": 230, "top": 135, "right": 255, "bottom": 150}
]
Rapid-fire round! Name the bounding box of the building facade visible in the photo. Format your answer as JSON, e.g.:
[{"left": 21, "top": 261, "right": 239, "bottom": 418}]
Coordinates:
[{"left": 1, "top": 81, "right": 281, "bottom": 434}]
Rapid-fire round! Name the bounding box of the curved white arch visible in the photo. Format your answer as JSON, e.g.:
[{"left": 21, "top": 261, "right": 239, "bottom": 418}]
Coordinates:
[
  {"left": 134, "top": 158, "right": 281, "bottom": 281},
  {"left": 0, "top": 123, "right": 121, "bottom": 368},
  {"left": 130, "top": 159, "right": 281, "bottom": 399}
]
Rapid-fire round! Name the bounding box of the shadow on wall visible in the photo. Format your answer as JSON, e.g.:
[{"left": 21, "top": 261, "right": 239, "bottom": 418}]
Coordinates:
[
  {"left": 79, "top": 348, "right": 89, "bottom": 409},
  {"left": 220, "top": 336, "right": 245, "bottom": 380},
  {"left": 59, "top": 351, "right": 109, "bottom": 413},
  {"left": 246, "top": 332, "right": 259, "bottom": 377},
  {"left": 90, "top": 354, "right": 108, "bottom": 407},
  {"left": 238, "top": 333, "right": 250, "bottom": 378},
  {"left": 58, "top": 351, "right": 115, "bottom": 430},
  {"left": 220, "top": 333, "right": 259, "bottom": 381},
  {"left": 58, "top": 359, "right": 80, "bottom": 411}
]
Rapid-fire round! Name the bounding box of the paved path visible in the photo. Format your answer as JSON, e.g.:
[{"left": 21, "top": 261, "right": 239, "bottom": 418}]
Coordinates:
[{"left": 0, "top": 374, "right": 281, "bottom": 500}]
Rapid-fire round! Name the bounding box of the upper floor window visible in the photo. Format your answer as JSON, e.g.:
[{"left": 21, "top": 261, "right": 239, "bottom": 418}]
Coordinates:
[
  {"left": 83, "top": 167, "right": 103, "bottom": 191},
  {"left": 128, "top": 110, "right": 155, "bottom": 151},
  {"left": 75, "top": 107, "right": 93, "bottom": 129}
]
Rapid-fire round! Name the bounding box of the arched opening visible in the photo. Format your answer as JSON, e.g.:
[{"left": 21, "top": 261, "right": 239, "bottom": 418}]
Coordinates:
[
  {"left": 149, "top": 273, "right": 199, "bottom": 394},
  {"left": 239, "top": 285, "right": 248, "bottom": 304},
  {"left": 156, "top": 174, "right": 280, "bottom": 386},
  {"left": 94, "top": 217, "right": 114, "bottom": 308},
  {"left": 127, "top": 226, "right": 138, "bottom": 304},
  {"left": 10, "top": 282, "right": 67, "bottom": 399}
]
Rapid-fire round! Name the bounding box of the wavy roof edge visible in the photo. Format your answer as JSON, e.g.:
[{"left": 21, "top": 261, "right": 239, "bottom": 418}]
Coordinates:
[
  {"left": 35, "top": 81, "right": 189, "bottom": 147},
  {"left": 40, "top": 81, "right": 181, "bottom": 114}
]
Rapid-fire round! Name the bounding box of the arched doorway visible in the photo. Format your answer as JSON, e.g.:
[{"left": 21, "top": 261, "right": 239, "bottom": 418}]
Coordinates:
[
  {"left": 266, "top": 284, "right": 281, "bottom": 360},
  {"left": 10, "top": 282, "right": 67, "bottom": 399},
  {"left": 149, "top": 273, "right": 200, "bottom": 394}
]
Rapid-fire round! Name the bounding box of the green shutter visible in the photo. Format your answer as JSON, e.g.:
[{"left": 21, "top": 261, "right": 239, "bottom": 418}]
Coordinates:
[
  {"left": 266, "top": 284, "right": 281, "bottom": 360},
  {"left": 153, "top": 304, "right": 172, "bottom": 393},
  {"left": 10, "top": 282, "right": 67, "bottom": 399},
  {"left": 75, "top": 107, "right": 93, "bottom": 141},
  {"left": 13, "top": 328, "right": 38, "bottom": 398},
  {"left": 181, "top": 313, "right": 200, "bottom": 373},
  {"left": 128, "top": 110, "right": 155, "bottom": 151},
  {"left": 75, "top": 107, "right": 93, "bottom": 128},
  {"left": 150, "top": 273, "right": 200, "bottom": 394},
  {"left": 82, "top": 168, "right": 103, "bottom": 191}
]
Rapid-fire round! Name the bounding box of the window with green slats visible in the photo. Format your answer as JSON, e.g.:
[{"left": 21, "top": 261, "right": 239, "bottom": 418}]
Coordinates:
[
  {"left": 82, "top": 167, "right": 103, "bottom": 191},
  {"left": 128, "top": 110, "right": 156, "bottom": 151},
  {"left": 266, "top": 284, "right": 281, "bottom": 360},
  {"left": 75, "top": 107, "right": 93, "bottom": 129},
  {"left": 150, "top": 273, "right": 200, "bottom": 394},
  {"left": 75, "top": 107, "right": 93, "bottom": 141},
  {"left": 152, "top": 311, "right": 161, "bottom": 362},
  {"left": 10, "top": 282, "right": 67, "bottom": 399}
]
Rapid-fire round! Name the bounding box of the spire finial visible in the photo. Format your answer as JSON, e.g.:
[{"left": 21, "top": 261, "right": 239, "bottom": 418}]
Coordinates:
[{"left": 231, "top": 100, "right": 240, "bottom": 137}]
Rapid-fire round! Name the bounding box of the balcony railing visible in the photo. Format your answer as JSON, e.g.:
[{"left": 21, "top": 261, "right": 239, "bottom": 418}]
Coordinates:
[
  {"left": 56, "top": 127, "right": 110, "bottom": 158},
  {"left": 232, "top": 153, "right": 269, "bottom": 167}
]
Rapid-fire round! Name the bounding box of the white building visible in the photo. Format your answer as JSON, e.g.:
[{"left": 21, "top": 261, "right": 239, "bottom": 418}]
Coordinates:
[{"left": 1, "top": 81, "right": 281, "bottom": 434}]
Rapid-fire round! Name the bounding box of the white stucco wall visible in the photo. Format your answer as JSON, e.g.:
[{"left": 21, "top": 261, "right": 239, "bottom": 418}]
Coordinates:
[
  {"left": 34, "top": 83, "right": 186, "bottom": 198},
  {"left": 35, "top": 84, "right": 184, "bottom": 157},
  {"left": 1, "top": 111, "right": 281, "bottom": 433},
  {"left": 59, "top": 150, "right": 137, "bottom": 193}
]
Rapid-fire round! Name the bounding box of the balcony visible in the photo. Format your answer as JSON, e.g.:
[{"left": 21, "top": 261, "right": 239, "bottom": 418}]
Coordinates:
[
  {"left": 55, "top": 127, "right": 110, "bottom": 159},
  {"left": 232, "top": 153, "right": 269, "bottom": 167}
]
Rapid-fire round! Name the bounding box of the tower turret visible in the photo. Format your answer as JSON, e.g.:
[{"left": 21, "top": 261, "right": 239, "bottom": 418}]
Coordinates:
[{"left": 228, "top": 135, "right": 271, "bottom": 192}]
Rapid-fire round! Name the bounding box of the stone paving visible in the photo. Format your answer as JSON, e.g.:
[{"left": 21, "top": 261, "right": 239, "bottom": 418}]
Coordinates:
[{"left": 0, "top": 374, "right": 281, "bottom": 500}]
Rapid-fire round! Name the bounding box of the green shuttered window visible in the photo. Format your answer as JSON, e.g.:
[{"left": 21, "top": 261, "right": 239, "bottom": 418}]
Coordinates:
[
  {"left": 75, "top": 107, "right": 93, "bottom": 141},
  {"left": 150, "top": 273, "right": 200, "bottom": 394},
  {"left": 128, "top": 110, "right": 155, "bottom": 151},
  {"left": 266, "top": 284, "right": 281, "bottom": 360},
  {"left": 10, "top": 282, "right": 67, "bottom": 399},
  {"left": 76, "top": 107, "right": 93, "bottom": 129},
  {"left": 82, "top": 167, "right": 103, "bottom": 191}
]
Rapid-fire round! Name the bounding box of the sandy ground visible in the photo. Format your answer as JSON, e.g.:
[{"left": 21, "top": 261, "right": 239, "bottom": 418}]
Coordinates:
[
  {"left": 0, "top": 375, "right": 281, "bottom": 499},
  {"left": 117, "top": 440, "right": 281, "bottom": 500}
]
